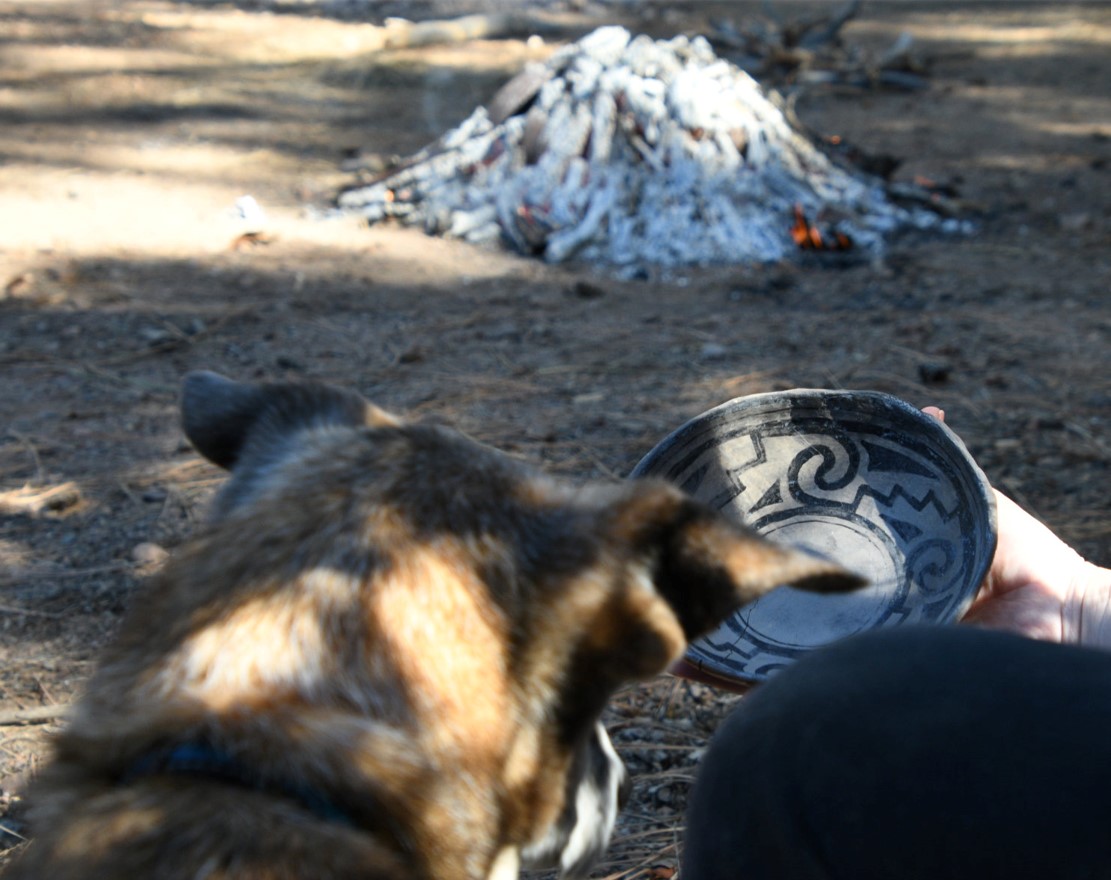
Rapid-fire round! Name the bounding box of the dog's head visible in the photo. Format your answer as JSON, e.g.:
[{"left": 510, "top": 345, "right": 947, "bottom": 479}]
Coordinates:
[{"left": 169, "top": 372, "right": 863, "bottom": 879}]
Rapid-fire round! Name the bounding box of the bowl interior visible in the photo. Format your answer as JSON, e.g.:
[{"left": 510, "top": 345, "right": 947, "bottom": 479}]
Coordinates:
[{"left": 632, "top": 390, "right": 997, "bottom": 682}]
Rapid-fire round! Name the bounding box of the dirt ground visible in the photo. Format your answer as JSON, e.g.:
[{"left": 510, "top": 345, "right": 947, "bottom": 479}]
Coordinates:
[{"left": 1, "top": 0, "right": 1108, "bottom": 870}]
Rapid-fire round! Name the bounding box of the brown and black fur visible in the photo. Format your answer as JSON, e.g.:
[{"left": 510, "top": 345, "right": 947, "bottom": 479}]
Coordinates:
[{"left": 7, "top": 372, "right": 864, "bottom": 880}]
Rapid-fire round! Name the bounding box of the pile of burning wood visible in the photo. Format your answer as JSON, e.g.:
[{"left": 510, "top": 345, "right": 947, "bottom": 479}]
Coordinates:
[{"left": 338, "top": 25, "right": 957, "bottom": 271}]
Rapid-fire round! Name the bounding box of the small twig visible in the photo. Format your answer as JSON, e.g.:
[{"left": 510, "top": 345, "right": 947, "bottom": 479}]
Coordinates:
[
  {"left": 6, "top": 433, "right": 45, "bottom": 483},
  {"left": 654, "top": 676, "right": 688, "bottom": 722},
  {"left": 631, "top": 768, "right": 698, "bottom": 785},
  {"left": 595, "top": 839, "right": 681, "bottom": 879},
  {"left": 0, "top": 821, "right": 29, "bottom": 842},
  {"left": 0, "top": 563, "right": 131, "bottom": 586},
  {"left": 612, "top": 742, "right": 705, "bottom": 752},
  {"left": 33, "top": 677, "right": 57, "bottom": 706},
  {"left": 0, "top": 603, "right": 67, "bottom": 620},
  {"left": 579, "top": 448, "right": 622, "bottom": 480},
  {"left": 1066, "top": 420, "right": 1111, "bottom": 458},
  {"left": 116, "top": 479, "right": 143, "bottom": 507},
  {"left": 0, "top": 704, "right": 71, "bottom": 726},
  {"left": 796, "top": 0, "right": 860, "bottom": 49}
]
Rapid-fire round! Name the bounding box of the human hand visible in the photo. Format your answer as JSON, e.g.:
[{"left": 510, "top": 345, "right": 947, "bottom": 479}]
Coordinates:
[{"left": 924, "top": 407, "right": 1111, "bottom": 648}]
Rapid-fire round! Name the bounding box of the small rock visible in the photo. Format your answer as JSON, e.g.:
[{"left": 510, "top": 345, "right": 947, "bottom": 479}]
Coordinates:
[
  {"left": 132, "top": 542, "right": 169, "bottom": 567},
  {"left": 275, "top": 354, "right": 305, "bottom": 371},
  {"left": 917, "top": 361, "right": 951, "bottom": 385},
  {"left": 1059, "top": 212, "right": 1092, "bottom": 232},
  {"left": 234, "top": 195, "right": 268, "bottom": 232},
  {"left": 700, "top": 342, "right": 728, "bottom": 360},
  {"left": 569, "top": 280, "right": 606, "bottom": 299},
  {"left": 140, "top": 327, "right": 175, "bottom": 346}
]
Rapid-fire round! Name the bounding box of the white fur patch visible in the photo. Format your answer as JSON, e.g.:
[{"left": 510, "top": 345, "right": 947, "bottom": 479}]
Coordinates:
[
  {"left": 487, "top": 846, "right": 521, "bottom": 880},
  {"left": 559, "top": 723, "right": 626, "bottom": 876},
  {"left": 521, "top": 722, "right": 626, "bottom": 879}
]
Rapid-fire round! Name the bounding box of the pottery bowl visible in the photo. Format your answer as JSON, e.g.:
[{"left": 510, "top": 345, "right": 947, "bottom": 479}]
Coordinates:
[{"left": 631, "top": 390, "right": 997, "bottom": 683}]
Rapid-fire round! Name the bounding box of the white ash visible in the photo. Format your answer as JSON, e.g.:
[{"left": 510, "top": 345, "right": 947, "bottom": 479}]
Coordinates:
[{"left": 339, "top": 26, "right": 956, "bottom": 270}]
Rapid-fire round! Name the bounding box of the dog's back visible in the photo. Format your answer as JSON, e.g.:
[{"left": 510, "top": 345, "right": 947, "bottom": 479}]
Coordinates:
[{"left": 9, "top": 373, "right": 863, "bottom": 880}]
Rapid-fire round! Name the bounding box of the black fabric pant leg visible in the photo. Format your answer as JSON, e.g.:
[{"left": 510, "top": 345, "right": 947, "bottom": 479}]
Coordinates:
[{"left": 681, "top": 626, "right": 1111, "bottom": 880}]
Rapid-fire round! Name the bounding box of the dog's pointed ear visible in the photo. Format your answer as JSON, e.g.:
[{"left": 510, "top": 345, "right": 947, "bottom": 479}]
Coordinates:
[
  {"left": 181, "top": 371, "right": 399, "bottom": 470},
  {"left": 607, "top": 481, "right": 866, "bottom": 669},
  {"left": 551, "top": 482, "right": 866, "bottom": 738}
]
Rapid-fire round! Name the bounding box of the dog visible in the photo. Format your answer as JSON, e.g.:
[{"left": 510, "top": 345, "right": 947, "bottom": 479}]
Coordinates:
[{"left": 8, "top": 371, "right": 863, "bottom": 880}]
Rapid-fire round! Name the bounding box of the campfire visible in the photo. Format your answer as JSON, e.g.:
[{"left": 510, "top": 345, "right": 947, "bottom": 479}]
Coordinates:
[{"left": 339, "top": 26, "right": 959, "bottom": 272}]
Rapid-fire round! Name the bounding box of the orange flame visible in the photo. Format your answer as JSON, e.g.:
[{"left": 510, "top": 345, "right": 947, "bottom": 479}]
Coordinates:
[{"left": 791, "top": 205, "right": 852, "bottom": 252}]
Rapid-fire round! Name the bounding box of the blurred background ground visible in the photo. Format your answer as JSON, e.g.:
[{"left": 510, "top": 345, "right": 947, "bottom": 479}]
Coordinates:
[{"left": 1, "top": 0, "right": 1108, "bottom": 871}]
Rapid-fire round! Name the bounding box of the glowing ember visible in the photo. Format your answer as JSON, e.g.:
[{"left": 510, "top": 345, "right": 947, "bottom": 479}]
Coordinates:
[{"left": 790, "top": 204, "right": 853, "bottom": 251}]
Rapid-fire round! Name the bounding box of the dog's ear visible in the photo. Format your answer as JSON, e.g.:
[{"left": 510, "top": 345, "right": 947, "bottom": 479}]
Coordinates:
[
  {"left": 601, "top": 480, "right": 866, "bottom": 678},
  {"left": 550, "top": 481, "right": 864, "bottom": 748},
  {"left": 181, "top": 371, "right": 398, "bottom": 470}
]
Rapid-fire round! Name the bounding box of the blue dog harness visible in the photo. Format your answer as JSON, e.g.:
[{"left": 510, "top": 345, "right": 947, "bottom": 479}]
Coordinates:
[{"left": 122, "top": 741, "right": 354, "bottom": 826}]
